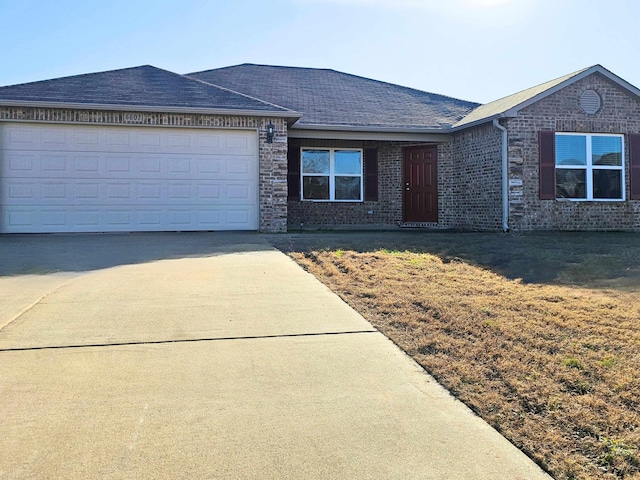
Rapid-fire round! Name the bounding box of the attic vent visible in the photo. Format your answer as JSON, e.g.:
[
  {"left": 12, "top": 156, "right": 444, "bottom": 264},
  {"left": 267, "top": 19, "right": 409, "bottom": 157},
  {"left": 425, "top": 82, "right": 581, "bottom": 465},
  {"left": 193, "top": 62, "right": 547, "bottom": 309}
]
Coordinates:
[{"left": 580, "top": 89, "right": 601, "bottom": 115}]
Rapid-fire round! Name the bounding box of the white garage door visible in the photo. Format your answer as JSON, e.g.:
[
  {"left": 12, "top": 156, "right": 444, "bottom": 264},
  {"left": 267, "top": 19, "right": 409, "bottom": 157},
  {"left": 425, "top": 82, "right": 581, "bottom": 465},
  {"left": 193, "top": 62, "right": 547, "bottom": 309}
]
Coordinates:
[{"left": 0, "top": 123, "right": 259, "bottom": 233}]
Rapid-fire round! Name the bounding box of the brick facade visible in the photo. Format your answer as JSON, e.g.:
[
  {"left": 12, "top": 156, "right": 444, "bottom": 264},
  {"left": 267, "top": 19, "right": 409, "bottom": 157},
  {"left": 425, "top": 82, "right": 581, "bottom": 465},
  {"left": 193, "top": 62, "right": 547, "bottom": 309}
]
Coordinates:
[
  {"left": 0, "top": 107, "right": 288, "bottom": 233},
  {"left": 449, "top": 123, "right": 503, "bottom": 230},
  {"left": 287, "top": 131, "right": 503, "bottom": 231},
  {"left": 287, "top": 138, "right": 454, "bottom": 230},
  {"left": 504, "top": 72, "right": 640, "bottom": 231},
  {"left": 5, "top": 70, "right": 639, "bottom": 234}
]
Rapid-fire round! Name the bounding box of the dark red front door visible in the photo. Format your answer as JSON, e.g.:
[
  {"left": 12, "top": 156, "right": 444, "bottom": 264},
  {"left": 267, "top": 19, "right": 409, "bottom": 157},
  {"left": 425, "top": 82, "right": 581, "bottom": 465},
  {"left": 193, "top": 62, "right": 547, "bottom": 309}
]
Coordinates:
[{"left": 403, "top": 146, "right": 438, "bottom": 223}]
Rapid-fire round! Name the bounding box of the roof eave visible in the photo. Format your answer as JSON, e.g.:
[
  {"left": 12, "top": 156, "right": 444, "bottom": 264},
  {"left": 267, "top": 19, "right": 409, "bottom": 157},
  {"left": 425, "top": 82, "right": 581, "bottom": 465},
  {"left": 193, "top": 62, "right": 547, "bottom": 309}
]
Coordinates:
[
  {"left": 289, "top": 124, "right": 452, "bottom": 142},
  {"left": 291, "top": 123, "right": 448, "bottom": 134},
  {"left": 451, "top": 113, "right": 508, "bottom": 131},
  {"left": 0, "top": 99, "right": 302, "bottom": 119}
]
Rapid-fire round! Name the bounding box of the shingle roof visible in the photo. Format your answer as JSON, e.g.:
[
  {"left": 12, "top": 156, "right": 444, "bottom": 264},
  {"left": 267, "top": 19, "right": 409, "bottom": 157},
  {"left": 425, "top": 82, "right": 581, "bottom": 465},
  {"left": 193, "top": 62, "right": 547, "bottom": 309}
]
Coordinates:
[
  {"left": 454, "top": 64, "right": 640, "bottom": 129},
  {"left": 188, "top": 64, "right": 479, "bottom": 130},
  {"left": 0, "top": 65, "right": 294, "bottom": 115}
]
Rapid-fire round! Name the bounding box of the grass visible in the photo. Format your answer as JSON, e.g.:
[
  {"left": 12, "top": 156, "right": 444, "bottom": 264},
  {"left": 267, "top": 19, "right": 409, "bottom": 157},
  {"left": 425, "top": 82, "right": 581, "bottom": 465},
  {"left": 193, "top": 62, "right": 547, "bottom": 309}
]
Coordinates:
[{"left": 276, "top": 232, "right": 640, "bottom": 480}]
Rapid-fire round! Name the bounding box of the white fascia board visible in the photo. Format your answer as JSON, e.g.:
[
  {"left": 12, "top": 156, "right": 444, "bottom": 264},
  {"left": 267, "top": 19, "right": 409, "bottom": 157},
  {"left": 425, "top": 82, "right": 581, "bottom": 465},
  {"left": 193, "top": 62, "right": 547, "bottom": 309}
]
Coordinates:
[
  {"left": 292, "top": 123, "right": 446, "bottom": 133},
  {"left": 0, "top": 100, "right": 302, "bottom": 119},
  {"left": 288, "top": 128, "right": 451, "bottom": 142},
  {"left": 451, "top": 115, "right": 501, "bottom": 132}
]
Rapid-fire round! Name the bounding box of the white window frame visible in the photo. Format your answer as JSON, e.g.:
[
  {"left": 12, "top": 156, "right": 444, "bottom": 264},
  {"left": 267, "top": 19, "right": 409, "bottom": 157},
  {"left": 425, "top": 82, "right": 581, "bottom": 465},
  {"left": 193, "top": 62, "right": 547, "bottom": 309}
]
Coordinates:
[
  {"left": 300, "top": 147, "right": 364, "bottom": 202},
  {"left": 555, "top": 133, "right": 625, "bottom": 201}
]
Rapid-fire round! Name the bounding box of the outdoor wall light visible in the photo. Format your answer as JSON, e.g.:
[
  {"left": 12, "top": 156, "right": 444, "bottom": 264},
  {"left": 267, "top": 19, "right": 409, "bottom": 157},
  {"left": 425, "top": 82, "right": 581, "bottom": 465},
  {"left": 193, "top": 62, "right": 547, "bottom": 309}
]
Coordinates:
[{"left": 266, "top": 121, "right": 275, "bottom": 143}]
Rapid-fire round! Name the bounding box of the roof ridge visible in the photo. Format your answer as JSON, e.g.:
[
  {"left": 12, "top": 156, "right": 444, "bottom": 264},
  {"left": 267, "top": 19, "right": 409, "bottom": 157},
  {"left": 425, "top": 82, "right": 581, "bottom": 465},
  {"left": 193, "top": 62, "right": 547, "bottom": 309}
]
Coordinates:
[
  {"left": 188, "top": 64, "right": 480, "bottom": 107},
  {"left": 182, "top": 72, "right": 295, "bottom": 113},
  {"left": 189, "top": 63, "right": 336, "bottom": 76}
]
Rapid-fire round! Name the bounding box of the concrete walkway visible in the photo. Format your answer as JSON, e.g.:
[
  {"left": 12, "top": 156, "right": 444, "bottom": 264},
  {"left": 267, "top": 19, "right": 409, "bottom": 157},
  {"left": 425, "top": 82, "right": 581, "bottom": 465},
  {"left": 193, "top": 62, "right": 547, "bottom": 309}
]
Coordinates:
[{"left": 0, "top": 233, "right": 551, "bottom": 479}]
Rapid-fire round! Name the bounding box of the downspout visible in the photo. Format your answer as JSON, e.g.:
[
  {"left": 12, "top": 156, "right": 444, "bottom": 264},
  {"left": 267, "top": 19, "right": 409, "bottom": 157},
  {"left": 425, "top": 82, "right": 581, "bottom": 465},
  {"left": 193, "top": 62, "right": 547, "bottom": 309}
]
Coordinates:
[{"left": 493, "top": 119, "right": 509, "bottom": 232}]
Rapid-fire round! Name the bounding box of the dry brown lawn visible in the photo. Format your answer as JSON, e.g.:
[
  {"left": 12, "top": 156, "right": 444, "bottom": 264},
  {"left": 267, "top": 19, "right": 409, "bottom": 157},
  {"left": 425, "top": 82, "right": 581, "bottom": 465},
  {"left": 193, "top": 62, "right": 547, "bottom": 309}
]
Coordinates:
[{"left": 277, "top": 232, "right": 640, "bottom": 480}]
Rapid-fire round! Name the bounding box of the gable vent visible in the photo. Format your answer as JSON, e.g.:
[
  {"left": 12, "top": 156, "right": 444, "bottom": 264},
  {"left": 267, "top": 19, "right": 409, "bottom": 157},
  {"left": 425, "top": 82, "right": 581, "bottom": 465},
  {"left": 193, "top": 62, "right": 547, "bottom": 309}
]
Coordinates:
[{"left": 580, "top": 89, "right": 601, "bottom": 115}]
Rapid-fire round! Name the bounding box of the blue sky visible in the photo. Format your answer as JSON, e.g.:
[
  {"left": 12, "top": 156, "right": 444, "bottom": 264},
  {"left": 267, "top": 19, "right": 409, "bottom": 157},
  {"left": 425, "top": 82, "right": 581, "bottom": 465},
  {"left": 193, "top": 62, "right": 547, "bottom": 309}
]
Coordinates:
[{"left": 1, "top": 0, "right": 639, "bottom": 104}]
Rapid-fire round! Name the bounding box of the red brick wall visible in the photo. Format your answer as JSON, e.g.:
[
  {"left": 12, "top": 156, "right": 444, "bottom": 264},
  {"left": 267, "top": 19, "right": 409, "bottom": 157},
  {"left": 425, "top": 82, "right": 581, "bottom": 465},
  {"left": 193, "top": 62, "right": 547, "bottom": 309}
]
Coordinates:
[
  {"left": 287, "top": 138, "right": 456, "bottom": 230},
  {"left": 505, "top": 72, "right": 640, "bottom": 231},
  {"left": 449, "top": 123, "right": 503, "bottom": 230}
]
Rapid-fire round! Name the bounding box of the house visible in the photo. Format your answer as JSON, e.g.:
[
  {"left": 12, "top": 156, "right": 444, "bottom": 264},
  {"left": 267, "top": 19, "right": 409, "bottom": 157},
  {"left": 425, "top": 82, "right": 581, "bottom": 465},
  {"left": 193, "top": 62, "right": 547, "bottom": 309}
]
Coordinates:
[{"left": 1, "top": 63, "right": 639, "bottom": 234}]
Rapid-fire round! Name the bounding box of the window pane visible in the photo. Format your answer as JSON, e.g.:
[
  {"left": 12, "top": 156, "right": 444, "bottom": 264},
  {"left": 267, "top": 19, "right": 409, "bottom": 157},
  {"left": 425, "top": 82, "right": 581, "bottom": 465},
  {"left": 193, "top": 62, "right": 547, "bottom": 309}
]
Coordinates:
[
  {"left": 592, "top": 136, "right": 622, "bottom": 166},
  {"left": 335, "top": 176, "right": 361, "bottom": 200},
  {"left": 556, "top": 169, "right": 586, "bottom": 198},
  {"left": 335, "top": 150, "right": 362, "bottom": 174},
  {"left": 556, "top": 135, "right": 587, "bottom": 166},
  {"left": 593, "top": 170, "right": 622, "bottom": 199},
  {"left": 302, "top": 176, "right": 329, "bottom": 199},
  {"left": 302, "top": 150, "right": 330, "bottom": 174}
]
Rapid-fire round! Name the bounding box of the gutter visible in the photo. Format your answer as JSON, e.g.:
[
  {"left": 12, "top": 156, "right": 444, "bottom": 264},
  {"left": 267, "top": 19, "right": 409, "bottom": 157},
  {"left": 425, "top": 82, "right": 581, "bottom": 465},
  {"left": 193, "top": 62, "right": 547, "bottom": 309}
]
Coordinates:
[{"left": 493, "top": 119, "right": 509, "bottom": 232}]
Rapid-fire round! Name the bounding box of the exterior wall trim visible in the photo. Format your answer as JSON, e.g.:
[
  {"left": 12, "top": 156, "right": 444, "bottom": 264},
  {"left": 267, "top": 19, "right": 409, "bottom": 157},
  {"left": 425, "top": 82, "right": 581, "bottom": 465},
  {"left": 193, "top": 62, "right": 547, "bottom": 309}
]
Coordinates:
[{"left": 289, "top": 128, "right": 451, "bottom": 142}]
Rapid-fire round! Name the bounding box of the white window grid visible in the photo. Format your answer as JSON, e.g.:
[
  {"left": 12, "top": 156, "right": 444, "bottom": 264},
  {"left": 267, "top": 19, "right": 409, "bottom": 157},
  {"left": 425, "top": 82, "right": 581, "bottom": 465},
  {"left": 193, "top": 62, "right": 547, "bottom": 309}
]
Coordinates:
[
  {"left": 555, "top": 133, "right": 625, "bottom": 201},
  {"left": 300, "top": 148, "right": 364, "bottom": 202}
]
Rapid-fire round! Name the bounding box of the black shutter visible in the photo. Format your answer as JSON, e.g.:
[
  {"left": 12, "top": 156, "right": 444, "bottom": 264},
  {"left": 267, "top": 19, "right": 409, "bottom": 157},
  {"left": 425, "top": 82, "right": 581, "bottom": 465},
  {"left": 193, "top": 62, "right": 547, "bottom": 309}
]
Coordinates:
[
  {"left": 364, "top": 148, "right": 378, "bottom": 201},
  {"left": 287, "top": 146, "right": 300, "bottom": 201},
  {"left": 629, "top": 134, "right": 640, "bottom": 200},
  {"left": 539, "top": 131, "right": 556, "bottom": 200}
]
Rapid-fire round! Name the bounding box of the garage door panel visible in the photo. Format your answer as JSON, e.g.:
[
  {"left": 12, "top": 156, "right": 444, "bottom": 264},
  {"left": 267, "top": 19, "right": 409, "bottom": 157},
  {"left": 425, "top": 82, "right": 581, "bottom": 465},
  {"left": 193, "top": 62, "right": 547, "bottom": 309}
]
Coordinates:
[
  {"left": 1, "top": 124, "right": 259, "bottom": 233},
  {"left": 2, "top": 126, "right": 258, "bottom": 155},
  {"left": 105, "top": 209, "right": 133, "bottom": 227},
  {"left": 227, "top": 209, "right": 251, "bottom": 225},
  {"left": 75, "top": 182, "right": 101, "bottom": 200},
  {"left": 40, "top": 209, "right": 68, "bottom": 227},
  {"left": 106, "top": 157, "right": 132, "bottom": 173},
  {"left": 105, "top": 132, "right": 131, "bottom": 148},
  {"left": 74, "top": 155, "right": 101, "bottom": 173},
  {"left": 76, "top": 210, "right": 101, "bottom": 227},
  {"left": 7, "top": 152, "right": 37, "bottom": 172},
  {"left": 105, "top": 183, "right": 132, "bottom": 200},
  {"left": 41, "top": 154, "right": 68, "bottom": 172},
  {"left": 198, "top": 158, "right": 221, "bottom": 174},
  {"left": 2, "top": 206, "right": 259, "bottom": 233},
  {"left": 138, "top": 209, "right": 162, "bottom": 227},
  {"left": 73, "top": 130, "right": 101, "bottom": 148},
  {"left": 6, "top": 209, "right": 33, "bottom": 228},
  {"left": 41, "top": 182, "right": 68, "bottom": 200},
  {"left": 7, "top": 181, "right": 34, "bottom": 200}
]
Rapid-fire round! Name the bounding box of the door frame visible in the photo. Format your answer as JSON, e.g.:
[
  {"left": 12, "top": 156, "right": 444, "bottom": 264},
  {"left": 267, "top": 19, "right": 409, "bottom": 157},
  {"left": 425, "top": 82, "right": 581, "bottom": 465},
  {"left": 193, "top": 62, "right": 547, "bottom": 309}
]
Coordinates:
[{"left": 402, "top": 145, "right": 438, "bottom": 223}]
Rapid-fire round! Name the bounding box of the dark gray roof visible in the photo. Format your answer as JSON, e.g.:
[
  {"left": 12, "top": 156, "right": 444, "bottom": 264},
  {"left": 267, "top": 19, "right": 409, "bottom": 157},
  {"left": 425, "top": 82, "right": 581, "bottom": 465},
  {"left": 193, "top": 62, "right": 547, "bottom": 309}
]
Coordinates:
[
  {"left": 188, "top": 64, "right": 479, "bottom": 130},
  {"left": 0, "top": 65, "right": 294, "bottom": 114}
]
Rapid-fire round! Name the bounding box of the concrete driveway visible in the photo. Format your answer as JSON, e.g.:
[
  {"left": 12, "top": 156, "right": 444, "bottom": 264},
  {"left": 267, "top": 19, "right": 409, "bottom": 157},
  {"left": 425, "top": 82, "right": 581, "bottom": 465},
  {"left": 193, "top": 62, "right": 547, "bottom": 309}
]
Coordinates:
[{"left": 0, "top": 233, "right": 551, "bottom": 479}]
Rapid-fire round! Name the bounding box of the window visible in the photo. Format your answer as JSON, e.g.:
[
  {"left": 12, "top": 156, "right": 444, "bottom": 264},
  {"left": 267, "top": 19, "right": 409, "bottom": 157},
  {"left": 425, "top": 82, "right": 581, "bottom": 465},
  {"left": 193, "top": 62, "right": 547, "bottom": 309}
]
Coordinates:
[
  {"left": 301, "top": 148, "right": 363, "bottom": 201},
  {"left": 555, "top": 133, "right": 624, "bottom": 200}
]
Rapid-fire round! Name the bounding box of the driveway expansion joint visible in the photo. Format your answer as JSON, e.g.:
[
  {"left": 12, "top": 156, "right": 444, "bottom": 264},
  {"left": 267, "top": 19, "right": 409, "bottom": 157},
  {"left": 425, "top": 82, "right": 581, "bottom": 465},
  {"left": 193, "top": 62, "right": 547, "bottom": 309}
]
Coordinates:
[{"left": 0, "top": 329, "right": 379, "bottom": 352}]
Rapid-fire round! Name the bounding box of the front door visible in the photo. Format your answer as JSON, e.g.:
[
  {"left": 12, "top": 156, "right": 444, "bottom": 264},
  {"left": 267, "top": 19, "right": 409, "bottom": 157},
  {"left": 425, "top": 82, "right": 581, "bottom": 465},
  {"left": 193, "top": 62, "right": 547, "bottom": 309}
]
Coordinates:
[{"left": 403, "top": 146, "right": 438, "bottom": 223}]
